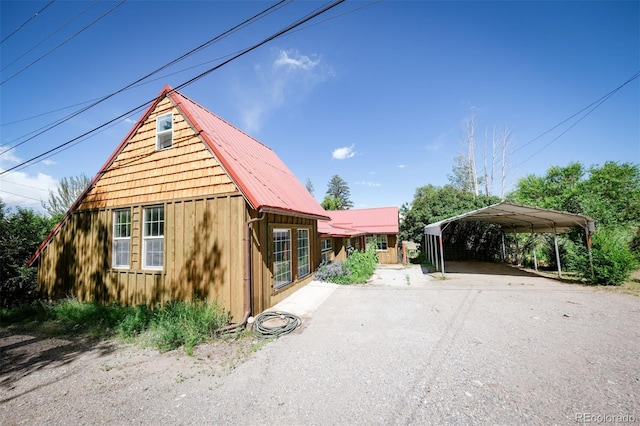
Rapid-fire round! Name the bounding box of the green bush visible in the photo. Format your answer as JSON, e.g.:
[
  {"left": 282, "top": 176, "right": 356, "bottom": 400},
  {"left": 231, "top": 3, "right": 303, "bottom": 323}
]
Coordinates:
[
  {"left": 315, "top": 245, "right": 378, "bottom": 285},
  {"left": 574, "top": 228, "right": 638, "bottom": 285}
]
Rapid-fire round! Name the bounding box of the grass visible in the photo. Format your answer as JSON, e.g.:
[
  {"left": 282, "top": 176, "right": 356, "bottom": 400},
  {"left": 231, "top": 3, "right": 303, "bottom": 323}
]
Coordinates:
[{"left": 1, "top": 298, "right": 231, "bottom": 355}]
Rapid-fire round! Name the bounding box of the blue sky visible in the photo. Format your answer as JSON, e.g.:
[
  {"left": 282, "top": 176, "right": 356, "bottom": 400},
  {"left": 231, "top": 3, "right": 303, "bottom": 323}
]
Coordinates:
[{"left": 1, "top": 0, "right": 638, "bottom": 213}]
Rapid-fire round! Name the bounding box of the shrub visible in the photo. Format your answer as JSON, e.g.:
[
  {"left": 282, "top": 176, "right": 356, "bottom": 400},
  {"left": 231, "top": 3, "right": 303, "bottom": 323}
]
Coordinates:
[
  {"left": 574, "top": 228, "right": 638, "bottom": 285},
  {"left": 315, "top": 246, "right": 378, "bottom": 285}
]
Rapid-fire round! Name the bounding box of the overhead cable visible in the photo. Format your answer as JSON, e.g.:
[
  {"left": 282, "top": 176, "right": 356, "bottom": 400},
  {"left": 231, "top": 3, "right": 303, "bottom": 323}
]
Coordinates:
[
  {"left": 0, "top": 0, "right": 346, "bottom": 176},
  {"left": 1, "top": 0, "right": 56, "bottom": 45},
  {"left": 0, "top": 0, "right": 127, "bottom": 85},
  {"left": 0, "top": 0, "right": 289, "bottom": 154}
]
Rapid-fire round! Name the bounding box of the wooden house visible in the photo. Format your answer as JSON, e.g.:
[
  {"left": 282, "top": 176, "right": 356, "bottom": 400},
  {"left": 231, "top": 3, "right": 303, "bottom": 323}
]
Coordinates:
[
  {"left": 318, "top": 207, "right": 399, "bottom": 264},
  {"left": 28, "top": 86, "right": 329, "bottom": 324}
]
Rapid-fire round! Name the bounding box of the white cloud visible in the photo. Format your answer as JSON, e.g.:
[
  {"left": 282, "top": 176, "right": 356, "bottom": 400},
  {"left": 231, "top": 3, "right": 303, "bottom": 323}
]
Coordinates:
[
  {"left": 42, "top": 159, "right": 56, "bottom": 166},
  {"left": 0, "top": 153, "right": 57, "bottom": 212},
  {"left": 398, "top": 164, "right": 407, "bottom": 169},
  {"left": 355, "top": 181, "right": 381, "bottom": 187},
  {"left": 274, "top": 50, "right": 320, "bottom": 71},
  {"left": 332, "top": 144, "right": 356, "bottom": 160},
  {"left": 236, "top": 48, "right": 333, "bottom": 133}
]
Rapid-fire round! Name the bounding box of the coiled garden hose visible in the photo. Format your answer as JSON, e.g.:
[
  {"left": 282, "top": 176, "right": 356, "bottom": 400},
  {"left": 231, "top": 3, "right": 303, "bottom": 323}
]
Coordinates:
[{"left": 252, "top": 311, "right": 301, "bottom": 339}]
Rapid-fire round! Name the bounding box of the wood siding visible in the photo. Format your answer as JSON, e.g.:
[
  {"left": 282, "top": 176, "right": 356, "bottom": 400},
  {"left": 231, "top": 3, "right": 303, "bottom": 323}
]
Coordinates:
[
  {"left": 81, "top": 97, "right": 237, "bottom": 209},
  {"left": 37, "top": 195, "right": 248, "bottom": 319}
]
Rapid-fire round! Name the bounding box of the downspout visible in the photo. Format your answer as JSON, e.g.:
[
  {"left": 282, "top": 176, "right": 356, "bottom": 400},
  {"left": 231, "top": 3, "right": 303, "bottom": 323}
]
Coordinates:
[{"left": 218, "top": 210, "right": 265, "bottom": 333}]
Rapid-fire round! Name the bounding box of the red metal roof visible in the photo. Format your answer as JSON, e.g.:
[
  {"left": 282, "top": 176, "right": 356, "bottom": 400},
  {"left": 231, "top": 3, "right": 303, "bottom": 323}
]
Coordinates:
[
  {"left": 319, "top": 206, "right": 399, "bottom": 237},
  {"left": 168, "top": 88, "right": 328, "bottom": 219}
]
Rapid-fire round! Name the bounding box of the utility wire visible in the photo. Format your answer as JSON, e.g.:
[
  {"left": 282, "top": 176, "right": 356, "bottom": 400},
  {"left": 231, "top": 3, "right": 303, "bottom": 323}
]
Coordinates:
[
  {"left": 0, "top": 0, "right": 290, "bottom": 154},
  {"left": 1, "top": 0, "right": 102, "bottom": 73},
  {"left": 0, "top": 189, "right": 43, "bottom": 202},
  {"left": 0, "top": 0, "right": 346, "bottom": 176},
  {"left": 512, "top": 71, "right": 640, "bottom": 169},
  {"left": 1, "top": 0, "right": 56, "bottom": 45},
  {"left": 1, "top": 0, "right": 380, "bottom": 131},
  {"left": 0, "top": 0, "right": 127, "bottom": 85},
  {"left": 512, "top": 70, "right": 640, "bottom": 155}
]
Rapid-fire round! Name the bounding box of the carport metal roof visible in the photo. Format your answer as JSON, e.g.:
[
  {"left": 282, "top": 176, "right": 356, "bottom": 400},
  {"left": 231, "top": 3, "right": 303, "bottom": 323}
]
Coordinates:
[
  {"left": 423, "top": 202, "right": 595, "bottom": 279},
  {"left": 424, "top": 202, "right": 595, "bottom": 236}
]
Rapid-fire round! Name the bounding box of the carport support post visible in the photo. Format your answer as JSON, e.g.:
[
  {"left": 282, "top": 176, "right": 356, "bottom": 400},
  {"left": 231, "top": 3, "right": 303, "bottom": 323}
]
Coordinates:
[
  {"left": 553, "top": 226, "right": 562, "bottom": 278},
  {"left": 531, "top": 226, "right": 538, "bottom": 272},
  {"left": 433, "top": 235, "right": 439, "bottom": 271},
  {"left": 513, "top": 227, "right": 519, "bottom": 265},
  {"left": 501, "top": 232, "right": 506, "bottom": 262},
  {"left": 439, "top": 234, "right": 445, "bottom": 277},
  {"left": 585, "top": 227, "right": 595, "bottom": 282}
]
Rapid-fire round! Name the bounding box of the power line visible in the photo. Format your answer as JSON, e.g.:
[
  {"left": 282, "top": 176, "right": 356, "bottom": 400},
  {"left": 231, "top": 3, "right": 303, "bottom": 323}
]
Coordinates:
[
  {"left": 0, "top": 0, "right": 346, "bottom": 176},
  {"left": 0, "top": 0, "right": 127, "bottom": 85},
  {"left": 0, "top": 189, "right": 43, "bottom": 202},
  {"left": 1, "top": 0, "right": 56, "bottom": 44},
  {"left": 512, "top": 70, "right": 640, "bottom": 155},
  {"left": 1, "top": 0, "right": 380, "bottom": 132},
  {"left": 1, "top": 0, "right": 102, "bottom": 73},
  {"left": 512, "top": 70, "right": 640, "bottom": 169},
  {"left": 0, "top": 0, "right": 290, "bottom": 154}
]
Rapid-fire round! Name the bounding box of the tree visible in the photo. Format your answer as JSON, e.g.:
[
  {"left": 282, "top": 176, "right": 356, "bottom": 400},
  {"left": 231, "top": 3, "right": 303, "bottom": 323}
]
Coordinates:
[
  {"left": 0, "top": 200, "right": 56, "bottom": 307},
  {"left": 42, "top": 173, "right": 90, "bottom": 217},
  {"left": 305, "top": 178, "right": 314, "bottom": 195},
  {"left": 325, "top": 175, "right": 353, "bottom": 210},
  {"left": 321, "top": 196, "right": 343, "bottom": 210}
]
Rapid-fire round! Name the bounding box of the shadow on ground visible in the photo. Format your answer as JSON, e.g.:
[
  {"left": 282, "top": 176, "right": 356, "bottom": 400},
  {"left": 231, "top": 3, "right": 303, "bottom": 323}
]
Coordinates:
[{"left": 0, "top": 328, "right": 116, "bottom": 402}]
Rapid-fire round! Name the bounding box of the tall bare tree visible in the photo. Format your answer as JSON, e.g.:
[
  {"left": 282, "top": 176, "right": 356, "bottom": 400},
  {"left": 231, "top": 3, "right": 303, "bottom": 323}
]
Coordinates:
[{"left": 42, "top": 174, "right": 90, "bottom": 217}]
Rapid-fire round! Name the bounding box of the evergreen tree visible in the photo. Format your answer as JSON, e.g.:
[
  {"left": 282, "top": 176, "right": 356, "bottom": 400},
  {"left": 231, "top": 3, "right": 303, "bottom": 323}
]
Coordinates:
[{"left": 325, "top": 175, "right": 353, "bottom": 210}]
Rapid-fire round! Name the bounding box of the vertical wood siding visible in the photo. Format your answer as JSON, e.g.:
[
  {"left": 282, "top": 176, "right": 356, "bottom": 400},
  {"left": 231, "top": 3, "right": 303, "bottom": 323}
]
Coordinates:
[{"left": 37, "top": 195, "right": 248, "bottom": 319}]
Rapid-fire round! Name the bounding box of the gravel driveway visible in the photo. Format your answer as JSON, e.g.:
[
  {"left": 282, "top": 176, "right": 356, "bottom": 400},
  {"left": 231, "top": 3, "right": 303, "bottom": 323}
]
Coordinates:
[{"left": 2, "top": 262, "right": 639, "bottom": 425}]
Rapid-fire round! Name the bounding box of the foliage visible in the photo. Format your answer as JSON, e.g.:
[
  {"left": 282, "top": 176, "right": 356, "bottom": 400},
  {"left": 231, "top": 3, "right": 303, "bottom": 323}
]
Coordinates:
[
  {"left": 1, "top": 298, "right": 230, "bottom": 355},
  {"left": 509, "top": 161, "right": 640, "bottom": 228},
  {"left": 399, "top": 184, "right": 499, "bottom": 247},
  {"left": 325, "top": 174, "right": 353, "bottom": 210},
  {"left": 41, "top": 173, "right": 90, "bottom": 216},
  {"left": 572, "top": 228, "right": 638, "bottom": 285},
  {"left": 305, "top": 178, "right": 314, "bottom": 195},
  {"left": 321, "top": 195, "right": 343, "bottom": 210},
  {"left": 315, "top": 246, "right": 378, "bottom": 284},
  {"left": 0, "top": 200, "right": 57, "bottom": 308}
]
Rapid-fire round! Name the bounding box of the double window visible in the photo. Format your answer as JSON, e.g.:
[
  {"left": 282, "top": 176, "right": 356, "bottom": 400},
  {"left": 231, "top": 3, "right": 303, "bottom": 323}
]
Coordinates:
[
  {"left": 156, "top": 113, "right": 173, "bottom": 150},
  {"left": 366, "top": 234, "right": 388, "bottom": 251}
]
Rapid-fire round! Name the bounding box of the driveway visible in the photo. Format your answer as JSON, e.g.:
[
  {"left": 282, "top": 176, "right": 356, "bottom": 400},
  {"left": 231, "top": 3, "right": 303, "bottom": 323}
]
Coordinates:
[{"left": 2, "top": 262, "right": 639, "bottom": 425}]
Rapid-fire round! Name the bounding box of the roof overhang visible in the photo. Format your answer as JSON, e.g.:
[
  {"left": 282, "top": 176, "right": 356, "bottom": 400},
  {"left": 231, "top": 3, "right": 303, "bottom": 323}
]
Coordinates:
[{"left": 424, "top": 202, "right": 596, "bottom": 237}]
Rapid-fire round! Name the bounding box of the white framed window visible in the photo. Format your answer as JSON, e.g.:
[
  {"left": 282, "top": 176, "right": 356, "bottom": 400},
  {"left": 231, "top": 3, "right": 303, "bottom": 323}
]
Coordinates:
[
  {"left": 156, "top": 113, "right": 173, "bottom": 150},
  {"left": 366, "top": 234, "right": 388, "bottom": 251},
  {"left": 321, "top": 238, "right": 333, "bottom": 264},
  {"left": 112, "top": 209, "right": 131, "bottom": 268},
  {"left": 273, "top": 229, "right": 291, "bottom": 289},
  {"left": 297, "top": 229, "right": 310, "bottom": 278},
  {"left": 143, "top": 206, "right": 164, "bottom": 270}
]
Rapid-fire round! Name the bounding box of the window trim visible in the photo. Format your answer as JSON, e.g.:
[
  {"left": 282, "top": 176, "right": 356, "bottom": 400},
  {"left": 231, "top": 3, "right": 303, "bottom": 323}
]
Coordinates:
[
  {"left": 156, "top": 113, "right": 173, "bottom": 151},
  {"left": 112, "top": 208, "right": 131, "bottom": 269},
  {"left": 142, "top": 205, "right": 165, "bottom": 270},
  {"left": 366, "top": 234, "right": 389, "bottom": 251},
  {"left": 297, "top": 229, "right": 310, "bottom": 279},
  {"left": 273, "top": 228, "right": 292, "bottom": 290}
]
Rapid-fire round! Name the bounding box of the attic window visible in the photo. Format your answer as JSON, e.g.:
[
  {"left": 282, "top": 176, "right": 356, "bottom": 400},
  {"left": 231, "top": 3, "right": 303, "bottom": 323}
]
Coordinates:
[{"left": 156, "top": 113, "right": 173, "bottom": 150}]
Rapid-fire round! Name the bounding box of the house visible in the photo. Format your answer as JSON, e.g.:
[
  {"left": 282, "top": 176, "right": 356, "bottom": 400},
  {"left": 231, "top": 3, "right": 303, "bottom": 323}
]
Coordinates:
[
  {"left": 318, "top": 207, "right": 399, "bottom": 264},
  {"left": 28, "top": 85, "right": 329, "bottom": 324}
]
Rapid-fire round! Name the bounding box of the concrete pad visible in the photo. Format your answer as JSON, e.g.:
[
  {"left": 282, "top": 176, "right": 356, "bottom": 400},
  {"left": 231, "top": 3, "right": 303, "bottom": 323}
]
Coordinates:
[{"left": 266, "top": 280, "right": 339, "bottom": 318}]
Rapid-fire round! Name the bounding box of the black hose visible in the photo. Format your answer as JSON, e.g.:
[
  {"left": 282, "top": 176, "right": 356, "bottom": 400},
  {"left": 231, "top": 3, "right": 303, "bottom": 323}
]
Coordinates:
[{"left": 253, "top": 311, "right": 301, "bottom": 339}]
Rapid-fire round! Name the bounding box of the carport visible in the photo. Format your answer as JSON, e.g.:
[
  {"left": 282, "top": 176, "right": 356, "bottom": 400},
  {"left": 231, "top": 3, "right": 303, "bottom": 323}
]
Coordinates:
[{"left": 424, "top": 202, "right": 596, "bottom": 278}]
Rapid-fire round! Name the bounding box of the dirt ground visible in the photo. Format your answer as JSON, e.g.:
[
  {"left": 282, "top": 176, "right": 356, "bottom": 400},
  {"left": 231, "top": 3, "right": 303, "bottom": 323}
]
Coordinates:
[{"left": 1, "top": 262, "right": 638, "bottom": 425}]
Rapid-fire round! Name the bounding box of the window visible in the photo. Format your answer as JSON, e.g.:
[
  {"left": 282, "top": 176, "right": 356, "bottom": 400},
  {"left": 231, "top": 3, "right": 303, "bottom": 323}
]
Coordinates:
[
  {"left": 112, "top": 209, "right": 131, "bottom": 268},
  {"left": 143, "top": 206, "right": 164, "bottom": 269},
  {"left": 297, "top": 229, "right": 310, "bottom": 278},
  {"left": 321, "top": 238, "right": 333, "bottom": 264},
  {"left": 156, "top": 113, "right": 173, "bottom": 150},
  {"left": 273, "top": 229, "right": 291, "bottom": 289},
  {"left": 366, "top": 234, "right": 388, "bottom": 251}
]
